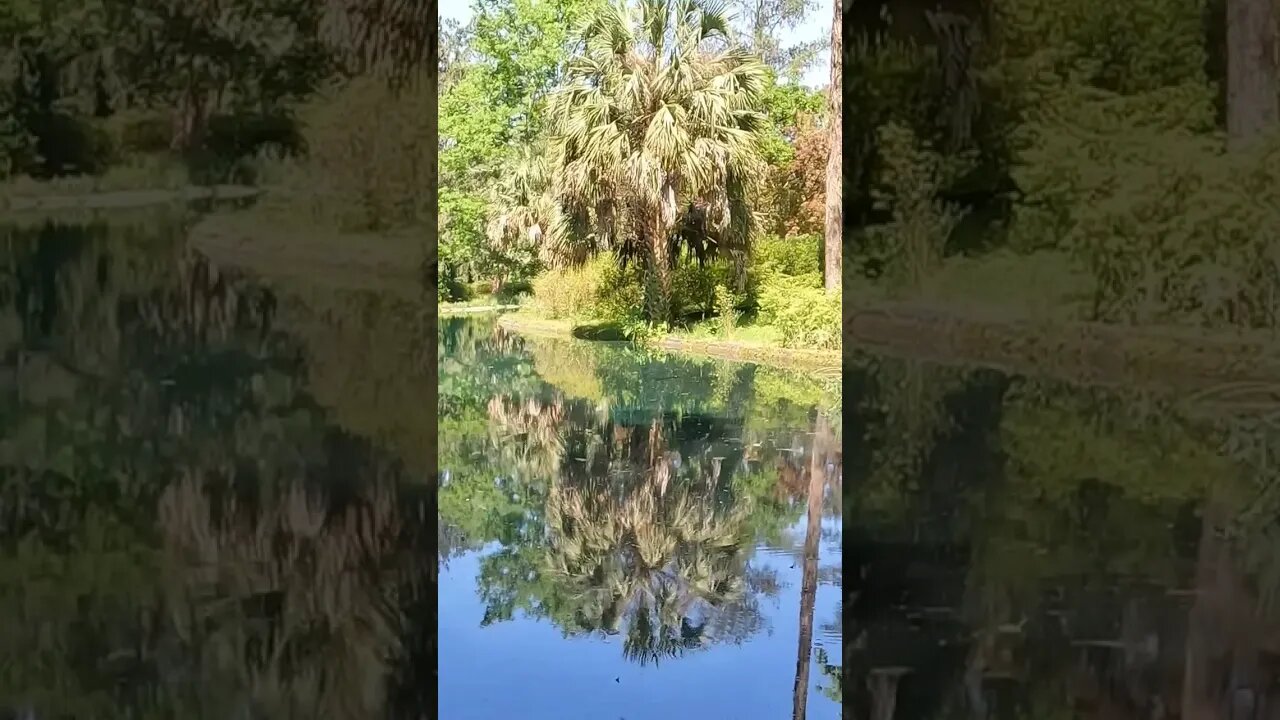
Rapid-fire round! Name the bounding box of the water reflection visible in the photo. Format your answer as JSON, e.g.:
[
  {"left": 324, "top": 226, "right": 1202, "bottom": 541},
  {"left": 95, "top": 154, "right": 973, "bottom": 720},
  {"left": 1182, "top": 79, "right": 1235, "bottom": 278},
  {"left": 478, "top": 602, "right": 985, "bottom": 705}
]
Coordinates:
[
  {"left": 0, "top": 212, "right": 435, "bottom": 718},
  {"left": 438, "top": 316, "right": 843, "bottom": 718},
  {"left": 847, "top": 352, "right": 1280, "bottom": 720}
]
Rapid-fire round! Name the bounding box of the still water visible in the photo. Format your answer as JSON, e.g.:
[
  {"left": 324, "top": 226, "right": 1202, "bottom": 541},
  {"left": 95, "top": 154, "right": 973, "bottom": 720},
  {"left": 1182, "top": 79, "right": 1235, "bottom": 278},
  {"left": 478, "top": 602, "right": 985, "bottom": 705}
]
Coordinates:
[
  {"left": 0, "top": 208, "right": 436, "bottom": 718},
  {"left": 847, "top": 355, "right": 1280, "bottom": 719},
  {"left": 437, "top": 315, "right": 843, "bottom": 719}
]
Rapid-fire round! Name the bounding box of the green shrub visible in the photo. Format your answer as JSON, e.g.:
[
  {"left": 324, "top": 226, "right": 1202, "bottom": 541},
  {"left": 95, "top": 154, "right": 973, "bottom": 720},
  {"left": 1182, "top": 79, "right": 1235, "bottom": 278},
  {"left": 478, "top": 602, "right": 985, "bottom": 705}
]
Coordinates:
[
  {"left": 497, "top": 279, "right": 534, "bottom": 301},
  {"left": 671, "top": 257, "right": 735, "bottom": 319},
  {"left": 714, "top": 284, "right": 740, "bottom": 336},
  {"left": 758, "top": 274, "right": 839, "bottom": 349},
  {"left": 26, "top": 114, "right": 117, "bottom": 177},
  {"left": 259, "top": 77, "right": 434, "bottom": 231},
  {"left": 111, "top": 111, "right": 172, "bottom": 154},
  {"left": 531, "top": 257, "right": 610, "bottom": 319},
  {"left": 529, "top": 254, "right": 650, "bottom": 324},
  {"left": 595, "top": 259, "right": 645, "bottom": 325},
  {"left": 1068, "top": 131, "right": 1280, "bottom": 328},
  {"left": 752, "top": 234, "right": 821, "bottom": 277},
  {"left": 864, "top": 123, "right": 969, "bottom": 291},
  {"left": 441, "top": 278, "right": 473, "bottom": 303}
]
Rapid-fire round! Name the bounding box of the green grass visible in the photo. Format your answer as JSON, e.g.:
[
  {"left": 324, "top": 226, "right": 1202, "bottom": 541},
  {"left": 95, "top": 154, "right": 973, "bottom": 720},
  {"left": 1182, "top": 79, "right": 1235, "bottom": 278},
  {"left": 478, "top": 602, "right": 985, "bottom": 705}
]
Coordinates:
[
  {"left": 668, "top": 317, "right": 782, "bottom": 345},
  {"left": 0, "top": 154, "right": 190, "bottom": 201},
  {"left": 850, "top": 249, "right": 1094, "bottom": 320}
]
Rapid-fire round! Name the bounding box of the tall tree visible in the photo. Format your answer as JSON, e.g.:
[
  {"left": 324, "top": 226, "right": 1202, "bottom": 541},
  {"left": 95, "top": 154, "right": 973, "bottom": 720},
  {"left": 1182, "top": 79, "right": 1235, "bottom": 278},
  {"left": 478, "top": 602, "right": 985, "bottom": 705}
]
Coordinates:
[
  {"left": 1225, "top": 0, "right": 1278, "bottom": 147},
  {"left": 548, "top": 0, "right": 769, "bottom": 323},
  {"left": 320, "top": 0, "right": 436, "bottom": 87},
  {"left": 729, "top": 0, "right": 821, "bottom": 79},
  {"left": 822, "top": 0, "right": 840, "bottom": 292}
]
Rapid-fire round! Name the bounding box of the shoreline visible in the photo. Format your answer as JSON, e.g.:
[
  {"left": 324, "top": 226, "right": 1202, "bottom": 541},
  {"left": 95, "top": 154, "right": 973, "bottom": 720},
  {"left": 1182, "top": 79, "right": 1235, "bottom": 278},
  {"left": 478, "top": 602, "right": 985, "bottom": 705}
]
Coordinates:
[
  {"left": 440, "top": 304, "right": 522, "bottom": 315},
  {"left": 847, "top": 301, "right": 1280, "bottom": 396},
  {"left": 1, "top": 185, "right": 261, "bottom": 212},
  {"left": 189, "top": 211, "right": 426, "bottom": 298},
  {"left": 494, "top": 312, "right": 841, "bottom": 375}
]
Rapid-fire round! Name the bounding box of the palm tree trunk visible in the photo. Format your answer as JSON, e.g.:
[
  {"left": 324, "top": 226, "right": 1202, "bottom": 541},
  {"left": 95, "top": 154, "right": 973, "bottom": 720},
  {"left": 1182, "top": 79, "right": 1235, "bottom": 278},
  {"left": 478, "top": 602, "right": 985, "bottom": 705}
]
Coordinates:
[
  {"left": 792, "top": 412, "right": 828, "bottom": 719},
  {"left": 1226, "top": 0, "right": 1278, "bottom": 148},
  {"left": 648, "top": 222, "right": 674, "bottom": 324},
  {"left": 823, "top": 0, "right": 843, "bottom": 293}
]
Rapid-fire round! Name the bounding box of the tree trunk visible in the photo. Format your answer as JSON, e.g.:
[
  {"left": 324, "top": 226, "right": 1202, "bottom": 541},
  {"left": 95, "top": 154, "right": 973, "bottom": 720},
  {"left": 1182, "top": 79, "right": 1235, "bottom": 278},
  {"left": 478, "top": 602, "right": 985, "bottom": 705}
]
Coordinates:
[
  {"left": 792, "top": 412, "right": 828, "bottom": 719},
  {"left": 823, "top": 0, "right": 843, "bottom": 293},
  {"left": 171, "top": 88, "right": 209, "bottom": 152},
  {"left": 1226, "top": 0, "right": 1279, "bottom": 148},
  {"left": 648, "top": 223, "right": 674, "bottom": 324}
]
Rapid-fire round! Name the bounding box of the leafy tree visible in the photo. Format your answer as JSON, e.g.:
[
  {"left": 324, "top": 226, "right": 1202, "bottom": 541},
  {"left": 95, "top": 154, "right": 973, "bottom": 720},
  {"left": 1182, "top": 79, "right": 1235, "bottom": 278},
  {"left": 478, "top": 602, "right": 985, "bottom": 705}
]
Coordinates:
[
  {"left": 113, "top": 0, "right": 333, "bottom": 152},
  {"left": 727, "top": 0, "right": 822, "bottom": 79}
]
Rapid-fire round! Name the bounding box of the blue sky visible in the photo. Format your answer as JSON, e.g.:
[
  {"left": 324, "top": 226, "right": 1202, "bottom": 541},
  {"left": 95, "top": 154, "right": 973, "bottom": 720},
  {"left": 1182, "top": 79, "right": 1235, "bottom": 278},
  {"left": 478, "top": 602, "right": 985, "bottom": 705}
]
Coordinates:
[{"left": 439, "top": 0, "right": 831, "bottom": 88}]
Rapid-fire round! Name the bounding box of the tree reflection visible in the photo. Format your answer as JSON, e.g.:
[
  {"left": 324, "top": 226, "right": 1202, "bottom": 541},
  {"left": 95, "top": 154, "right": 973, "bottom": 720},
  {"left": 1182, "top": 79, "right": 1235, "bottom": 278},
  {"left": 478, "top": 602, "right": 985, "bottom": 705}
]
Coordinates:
[
  {"left": 438, "top": 315, "right": 843, "bottom": 675},
  {"left": 0, "top": 215, "right": 435, "bottom": 717},
  {"left": 847, "top": 351, "right": 1280, "bottom": 720}
]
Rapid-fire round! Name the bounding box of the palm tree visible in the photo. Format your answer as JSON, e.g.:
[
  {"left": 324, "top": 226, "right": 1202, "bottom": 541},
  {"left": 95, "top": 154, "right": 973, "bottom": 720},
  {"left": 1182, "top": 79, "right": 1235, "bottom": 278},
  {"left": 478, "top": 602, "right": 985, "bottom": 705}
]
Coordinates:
[
  {"left": 486, "top": 149, "right": 579, "bottom": 273},
  {"left": 320, "top": 0, "right": 436, "bottom": 88},
  {"left": 548, "top": 0, "right": 770, "bottom": 323}
]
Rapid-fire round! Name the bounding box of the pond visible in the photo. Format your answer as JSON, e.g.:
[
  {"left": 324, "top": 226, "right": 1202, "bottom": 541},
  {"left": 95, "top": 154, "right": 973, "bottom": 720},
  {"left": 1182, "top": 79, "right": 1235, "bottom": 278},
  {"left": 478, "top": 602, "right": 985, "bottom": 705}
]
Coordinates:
[
  {"left": 10, "top": 206, "right": 1280, "bottom": 720},
  {"left": 437, "top": 315, "right": 844, "bottom": 719},
  {"left": 0, "top": 208, "right": 436, "bottom": 717},
  {"left": 846, "top": 354, "right": 1280, "bottom": 719}
]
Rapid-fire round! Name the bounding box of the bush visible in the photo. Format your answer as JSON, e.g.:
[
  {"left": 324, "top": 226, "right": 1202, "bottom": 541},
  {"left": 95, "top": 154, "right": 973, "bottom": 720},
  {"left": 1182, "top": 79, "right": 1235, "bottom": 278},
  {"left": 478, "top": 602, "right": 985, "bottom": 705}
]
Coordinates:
[
  {"left": 528, "top": 254, "right": 648, "bottom": 323},
  {"left": 497, "top": 279, "right": 533, "bottom": 302},
  {"left": 26, "top": 113, "right": 117, "bottom": 178},
  {"left": 671, "top": 257, "right": 735, "bottom": 319},
  {"left": 190, "top": 111, "right": 305, "bottom": 184},
  {"left": 594, "top": 259, "right": 645, "bottom": 324},
  {"left": 1069, "top": 131, "right": 1280, "bottom": 328},
  {"left": 714, "top": 284, "right": 740, "bottom": 336},
  {"left": 111, "top": 111, "right": 172, "bottom": 154},
  {"left": 752, "top": 234, "right": 821, "bottom": 277},
  {"left": 261, "top": 77, "right": 434, "bottom": 231},
  {"left": 530, "top": 257, "right": 609, "bottom": 319},
  {"left": 863, "top": 123, "right": 969, "bottom": 291},
  {"left": 758, "top": 274, "right": 839, "bottom": 350}
]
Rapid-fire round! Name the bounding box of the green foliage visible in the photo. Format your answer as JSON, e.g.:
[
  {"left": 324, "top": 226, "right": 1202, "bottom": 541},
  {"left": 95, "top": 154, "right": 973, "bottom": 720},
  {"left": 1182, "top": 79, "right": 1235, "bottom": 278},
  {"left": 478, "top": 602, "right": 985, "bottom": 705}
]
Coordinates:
[
  {"left": 844, "top": 38, "right": 938, "bottom": 221},
  {"left": 865, "top": 123, "right": 969, "bottom": 290},
  {"left": 993, "top": 0, "right": 1208, "bottom": 95},
  {"left": 671, "top": 258, "right": 737, "bottom": 319},
  {"left": 752, "top": 234, "right": 821, "bottom": 278},
  {"left": 1070, "top": 133, "right": 1280, "bottom": 327},
  {"left": 530, "top": 256, "right": 611, "bottom": 319},
  {"left": 277, "top": 77, "right": 434, "bottom": 231},
  {"left": 714, "top": 284, "right": 740, "bottom": 336},
  {"left": 757, "top": 274, "right": 839, "bottom": 349}
]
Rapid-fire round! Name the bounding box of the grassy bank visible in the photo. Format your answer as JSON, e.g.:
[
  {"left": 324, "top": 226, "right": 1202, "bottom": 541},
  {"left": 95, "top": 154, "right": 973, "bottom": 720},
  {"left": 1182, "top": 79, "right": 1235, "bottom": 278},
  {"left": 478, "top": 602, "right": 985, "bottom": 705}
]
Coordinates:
[
  {"left": 495, "top": 311, "right": 840, "bottom": 375},
  {"left": 439, "top": 301, "right": 523, "bottom": 315},
  {"left": 190, "top": 210, "right": 427, "bottom": 299}
]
